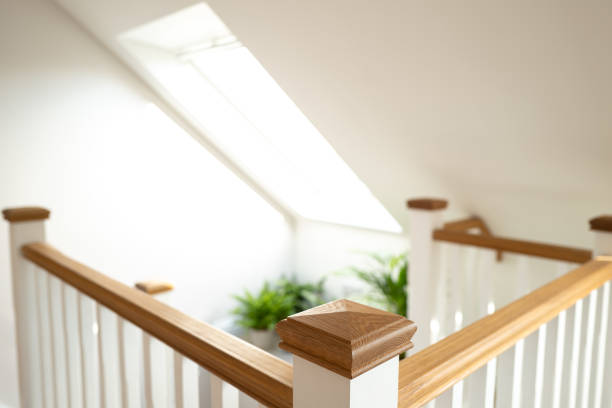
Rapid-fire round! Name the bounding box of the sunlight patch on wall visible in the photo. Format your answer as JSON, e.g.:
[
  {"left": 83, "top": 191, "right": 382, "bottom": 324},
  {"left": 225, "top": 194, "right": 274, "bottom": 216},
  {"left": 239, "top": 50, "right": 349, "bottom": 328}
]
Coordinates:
[{"left": 119, "top": 3, "right": 401, "bottom": 233}]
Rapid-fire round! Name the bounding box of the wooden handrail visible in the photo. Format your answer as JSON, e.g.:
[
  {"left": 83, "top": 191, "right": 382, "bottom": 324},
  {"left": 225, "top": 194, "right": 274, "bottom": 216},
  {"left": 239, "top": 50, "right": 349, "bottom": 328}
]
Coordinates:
[
  {"left": 443, "top": 216, "right": 503, "bottom": 261},
  {"left": 21, "top": 242, "right": 293, "bottom": 408},
  {"left": 433, "top": 229, "right": 592, "bottom": 263},
  {"left": 398, "top": 257, "right": 612, "bottom": 407},
  {"left": 443, "top": 217, "right": 485, "bottom": 232}
]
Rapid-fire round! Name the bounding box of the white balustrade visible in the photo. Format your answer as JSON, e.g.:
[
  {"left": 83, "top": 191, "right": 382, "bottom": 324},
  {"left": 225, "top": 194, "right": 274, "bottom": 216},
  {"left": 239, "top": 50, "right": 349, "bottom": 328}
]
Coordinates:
[{"left": 6, "top": 205, "right": 612, "bottom": 408}]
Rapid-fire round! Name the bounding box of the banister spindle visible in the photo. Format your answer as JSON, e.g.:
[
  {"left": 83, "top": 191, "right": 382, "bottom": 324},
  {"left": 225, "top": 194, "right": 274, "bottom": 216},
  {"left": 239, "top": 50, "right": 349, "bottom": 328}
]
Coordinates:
[
  {"left": 3, "top": 207, "right": 50, "bottom": 408},
  {"left": 277, "top": 299, "right": 416, "bottom": 408},
  {"left": 407, "top": 198, "right": 448, "bottom": 351},
  {"left": 134, "top": 280, "right": 174, "bottom": 408},
  {"left": 568, "top": 299, "right": 583, "bottom": 408}
]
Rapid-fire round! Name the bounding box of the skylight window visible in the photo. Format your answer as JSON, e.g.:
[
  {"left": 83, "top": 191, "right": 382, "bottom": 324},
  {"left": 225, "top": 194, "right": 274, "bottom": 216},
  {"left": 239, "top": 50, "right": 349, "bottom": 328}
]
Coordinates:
[{"left": 119, "top": 3, "right": 401, "bottom": 232}]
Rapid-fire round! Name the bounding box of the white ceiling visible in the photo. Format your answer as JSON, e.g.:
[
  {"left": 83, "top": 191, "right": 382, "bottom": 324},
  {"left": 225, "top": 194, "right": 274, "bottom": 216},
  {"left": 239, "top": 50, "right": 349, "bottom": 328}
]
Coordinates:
[{"left": 54, "top": 0, "right": 612, "bottom": 246}]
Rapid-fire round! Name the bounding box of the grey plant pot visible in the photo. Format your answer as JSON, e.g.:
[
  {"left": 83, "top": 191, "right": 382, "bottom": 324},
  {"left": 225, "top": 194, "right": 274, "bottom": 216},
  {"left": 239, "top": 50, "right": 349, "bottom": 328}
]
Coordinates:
[{"left": 247, "top": 329, "right": 276, "bottom": 350}]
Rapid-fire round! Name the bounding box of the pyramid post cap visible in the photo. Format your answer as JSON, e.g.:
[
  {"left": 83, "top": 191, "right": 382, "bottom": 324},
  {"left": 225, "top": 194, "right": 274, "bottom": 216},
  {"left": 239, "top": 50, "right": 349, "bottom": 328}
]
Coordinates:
[{"left": 276, "top": 299, "right": 416, "bottom": 379}]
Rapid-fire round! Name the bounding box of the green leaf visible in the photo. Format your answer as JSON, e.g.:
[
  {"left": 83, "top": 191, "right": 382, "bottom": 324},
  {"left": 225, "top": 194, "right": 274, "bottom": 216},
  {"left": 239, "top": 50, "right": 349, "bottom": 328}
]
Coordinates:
[
  {"left": 345, "top": 252, "right": 409, "bottom": 318},
  {"left": 231, "top": 276, "right": 327, "bottom": 330}
]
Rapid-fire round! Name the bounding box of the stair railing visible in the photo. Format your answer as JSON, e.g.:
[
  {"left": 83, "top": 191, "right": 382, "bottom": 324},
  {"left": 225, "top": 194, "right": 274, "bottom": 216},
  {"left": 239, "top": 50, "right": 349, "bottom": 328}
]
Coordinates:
[
  {"left": 3, "top": 207, "right": 415, "bottom": 408},
  {"left": 4, "top": 206, "right": 611, "bottom": 408}
]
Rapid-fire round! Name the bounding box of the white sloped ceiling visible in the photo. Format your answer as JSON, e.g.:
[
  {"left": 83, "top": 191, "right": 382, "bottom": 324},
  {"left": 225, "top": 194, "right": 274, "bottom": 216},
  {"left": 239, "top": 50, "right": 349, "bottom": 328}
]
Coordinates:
[{"left": 56, "top": 0, "right": 612, "bottom": 246}]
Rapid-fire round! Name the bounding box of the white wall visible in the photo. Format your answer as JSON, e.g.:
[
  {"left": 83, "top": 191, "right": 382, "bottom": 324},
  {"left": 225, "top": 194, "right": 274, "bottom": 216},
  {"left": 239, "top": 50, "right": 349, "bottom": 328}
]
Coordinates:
[
  {"left": 201, "top": 0, "right": 612, "bottom": 247},
  {"left": 0, "top": 2, "right": 415, "bottom": 406},
  {"left": 295, "top": 219, "right": 409, "bottom": 300},
  {"left": 0, "top": 0, "right": 294, "bottom": 405},
  {"left": 52, "top": 0, "right": 612, "bottom": 248}
]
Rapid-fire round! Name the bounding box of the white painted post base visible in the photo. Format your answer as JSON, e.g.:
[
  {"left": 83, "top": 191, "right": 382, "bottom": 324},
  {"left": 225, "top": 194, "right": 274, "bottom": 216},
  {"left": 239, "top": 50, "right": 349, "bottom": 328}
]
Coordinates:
[
  {"left": 4, "top": 209, "right": 49, "bottom": 408},
  {"left": 591, "top": 221, "right": 612, "bottom": 407},
  {"left": 407, "top": 199, "right": 448, "bottom": 352},
  {"left": 293, "top": 356, "right": 399, "bottom": 408}
]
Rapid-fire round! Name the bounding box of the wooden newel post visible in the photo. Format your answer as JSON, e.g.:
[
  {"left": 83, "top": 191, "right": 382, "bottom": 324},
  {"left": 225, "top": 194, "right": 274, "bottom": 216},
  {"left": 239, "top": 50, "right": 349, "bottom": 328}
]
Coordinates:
[
  {"left": 3, "top": 207, "right": 50, "bottom": 408},
  {"left": 406, "top": 198, "right": 448, "bottom": 351},
  {"left": 276, "top": 299, "right": 416, "bottom": 408},
  {"left": 589, "top": 215, "right": 612, "bottom": 407}
]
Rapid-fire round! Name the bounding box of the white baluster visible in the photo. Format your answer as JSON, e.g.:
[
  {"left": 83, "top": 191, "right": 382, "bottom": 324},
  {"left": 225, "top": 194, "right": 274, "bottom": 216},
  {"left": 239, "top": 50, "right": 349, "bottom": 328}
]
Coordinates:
[
  {"left": 25, "top": 262, "right": 45, "bottom": 408},
  {"left": 210, "top": 374, "right": 223, "bottom": 408},
  {"left": 594, "top": 282, "right": 610, "bottom": 408},
  {"left": 117, "top": 316, "right": 128, "bottom": 408},
  {"left": 511, "top": 338, "right": 524, "bottom": 408},
  {"left": 534, "top": 324, "right": 547, "bottom": 408},
  {"left": 3, "top": 208, "right": 48, "bottom": 407},
  {"left": 182, "top": 359, "right": 200, "bottom": 408},
  {"left": 451, "top": 380, "right": 463, "bottom": 408},
  {"left": 475, "top": 248, "right": 496, "bottom": 326},
  {"left": 45, "top": 274, "right": 61, "bottom": 408},
  {"left": 34, "top": 268, "right": 50, "bottom": 408},
  {"left": 475, "top": 248, "right": 497, "bottom": 408},
  {"left": 552, "top": 310, "right": 567, "bottom": 408},
  {"left": 142, "top": 332, "right": 153, "bottom": 408},
  {"left": 568, "top": 299, "right": 584, "bottom": 408},
  {"left": 580, "top": 290, "right": 598, "bottom": 408},
  {"left": 447, "top": 244, "right": 463, "bottom": 334},
  {"left": 76, "top": 293, "right": 88, "bottom": 408},
  {"left": 436, "top": 243, "right": 450, "bottom": 340},
  {"left": 95, "top": 304, "right": 106, "bottom": 408},
  {"left": 210, "top": 374, "right": 239, "bottom": 408},
  {"left": 462, "top": 247, "right": 477, "bottom": 325},
  {"left": 60, "top": 283, "right": 73, "bottom": 408},
  {"left": 448, "top": 245, "right": 464, "bottom": 408},
  {"left": 173, "top": 352, "right": 184, "bottom": 408},
  {"left": 484, "top": 358, "right": 497, "bottom": 408}
]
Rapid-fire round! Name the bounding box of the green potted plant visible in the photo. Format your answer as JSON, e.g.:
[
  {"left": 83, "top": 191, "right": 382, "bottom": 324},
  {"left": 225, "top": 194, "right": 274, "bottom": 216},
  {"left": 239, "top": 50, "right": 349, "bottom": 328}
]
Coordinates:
[
  {"left": 232, "top": 282, "right": 294, "bottom": 349},
  {"left": 278, "top": 276, "right": 326, "bottom": 314},
  {"left": 346, "top": 252, "right": 408, "bottom": 317}
]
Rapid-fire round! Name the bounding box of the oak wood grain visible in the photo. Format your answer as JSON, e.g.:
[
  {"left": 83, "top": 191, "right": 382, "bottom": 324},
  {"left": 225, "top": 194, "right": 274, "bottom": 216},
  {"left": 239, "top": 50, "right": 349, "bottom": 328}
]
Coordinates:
[
  {"left": 433, "top": 229, "right": 592, "bottom": 263},
  {"left": 276, "top": 299, "right": 416, "bottom": 379},
  {"left": 406, "top": 198, "right": 448, "bottom": 211},
  {"left": 398, "top": 257, "right": 612, "bottom": 408},
  {"left": 442, "top": 217, "right": 484, "bottom": 232},
  {"left": 135, "top": 280, "right": 174, "bottom": 295},
  {"left": 21, "top": 242, "right": 292, "bottom": 408},
  {"left": 2, "top": 207, "right": 50, "bottom": 222},
  {"left": 443, "top": 216, "right": 503, "bottom": 261},
  {"left": 590, "top": 215, "right": 612, "bottom": 233}
]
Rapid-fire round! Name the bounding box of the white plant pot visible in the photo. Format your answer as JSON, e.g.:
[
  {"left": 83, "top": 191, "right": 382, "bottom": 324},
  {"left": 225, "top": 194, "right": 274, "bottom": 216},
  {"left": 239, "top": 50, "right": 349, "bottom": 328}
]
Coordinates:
[{"left": 248, "top": 329, "right": 276, "bottom": 350}]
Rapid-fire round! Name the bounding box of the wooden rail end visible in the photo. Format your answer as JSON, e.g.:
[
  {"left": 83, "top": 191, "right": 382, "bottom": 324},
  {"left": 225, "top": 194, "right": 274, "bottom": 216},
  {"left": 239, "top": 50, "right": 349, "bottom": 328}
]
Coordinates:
[
  {"left": 277, "top": 299, "right": 416, "bottom": 379},
  {"left": 135, "top": 280, "right": 174, "bottom": 295},
  {"left": 2, "top": 207, "right": 50, "bottom": 223}
]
